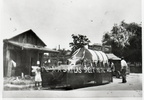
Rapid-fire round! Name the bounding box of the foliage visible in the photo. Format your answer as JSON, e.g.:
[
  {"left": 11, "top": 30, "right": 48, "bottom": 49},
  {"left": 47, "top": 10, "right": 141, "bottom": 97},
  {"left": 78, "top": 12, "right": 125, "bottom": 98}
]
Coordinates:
[
  {"left": 102, "top": 21, "right": 142, "bottom": 62},
  {"left": 58, "top": 49, "right": 71, "bottom": 64},
  {"left": 69, "top": 34, "right": 90, "bottom": 53}
]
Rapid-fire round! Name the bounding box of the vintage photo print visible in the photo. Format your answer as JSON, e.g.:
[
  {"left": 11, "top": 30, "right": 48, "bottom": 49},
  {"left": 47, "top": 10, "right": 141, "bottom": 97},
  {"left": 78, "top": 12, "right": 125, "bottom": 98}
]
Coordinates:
[{"left": 1, "top": 0, "right": 142, "bottom": 99}]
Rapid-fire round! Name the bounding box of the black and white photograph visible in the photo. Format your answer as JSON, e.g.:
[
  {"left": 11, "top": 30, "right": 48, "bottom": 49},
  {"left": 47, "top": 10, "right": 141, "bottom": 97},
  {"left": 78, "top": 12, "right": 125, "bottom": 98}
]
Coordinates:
[{"left": 1, "top": 0, "right": 142, "bottom": 99}]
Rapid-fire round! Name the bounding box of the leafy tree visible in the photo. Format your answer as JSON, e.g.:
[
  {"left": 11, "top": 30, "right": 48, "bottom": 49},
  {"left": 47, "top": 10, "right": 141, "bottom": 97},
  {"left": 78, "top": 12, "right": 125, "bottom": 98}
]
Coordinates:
[
  {"left": 102, "top": 24, "right": 129, "bottom": 57},
  {"left": 121, "top": 21, "right": 142, "bottom": 62},
  {"left": 102, "top": 21, "right": 142, "bottom": 62},
  {"left": 58, "top": 49, "right": 70, "bottom": 64},
  {"left": 69, "top": 34, "right": 90, "bottom": 53}
]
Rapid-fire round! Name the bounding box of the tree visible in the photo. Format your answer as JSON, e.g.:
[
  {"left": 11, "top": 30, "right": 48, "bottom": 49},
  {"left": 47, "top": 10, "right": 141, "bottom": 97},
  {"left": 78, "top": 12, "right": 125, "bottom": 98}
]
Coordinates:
[
  {"left": 102, "top": 24, "right": 129, "bottom": 57},
  {"left": 121, "top": 21, "right": 142, "bottom": 62},
  {"left": 58, "top": 49, "right": 70, "bottom": 64},
  {"left": 69, "top": 34, "right": 90, "bottom": 53},
  {"left": 102, "top": 21, "right": 142, "bottom": 62}
]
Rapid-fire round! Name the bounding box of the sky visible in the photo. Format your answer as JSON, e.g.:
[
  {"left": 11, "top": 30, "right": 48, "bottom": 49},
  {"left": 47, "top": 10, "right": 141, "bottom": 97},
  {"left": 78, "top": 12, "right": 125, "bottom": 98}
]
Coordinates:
[{"left": 1, "top": 0, "right": 142, "bottom": 50}]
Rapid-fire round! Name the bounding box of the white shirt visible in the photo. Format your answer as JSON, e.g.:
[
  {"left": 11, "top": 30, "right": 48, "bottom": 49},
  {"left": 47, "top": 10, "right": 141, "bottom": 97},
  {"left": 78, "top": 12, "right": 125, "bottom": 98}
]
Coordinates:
[{"left": 121, "top": 60, "right": 128, "bottom": 69}]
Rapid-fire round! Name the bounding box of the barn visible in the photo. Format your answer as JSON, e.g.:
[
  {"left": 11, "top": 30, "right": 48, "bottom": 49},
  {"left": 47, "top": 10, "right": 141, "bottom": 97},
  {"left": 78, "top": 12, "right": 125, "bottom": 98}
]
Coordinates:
[{"left": 3, "top": 29, "right": 59, "bottom": 77}]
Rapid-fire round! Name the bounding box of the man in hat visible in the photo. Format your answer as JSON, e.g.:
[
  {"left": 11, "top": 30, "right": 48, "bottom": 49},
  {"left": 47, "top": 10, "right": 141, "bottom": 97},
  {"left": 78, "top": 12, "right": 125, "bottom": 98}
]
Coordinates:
[{"left": 121, "top": 57, "right": 128, "bottom": 83}]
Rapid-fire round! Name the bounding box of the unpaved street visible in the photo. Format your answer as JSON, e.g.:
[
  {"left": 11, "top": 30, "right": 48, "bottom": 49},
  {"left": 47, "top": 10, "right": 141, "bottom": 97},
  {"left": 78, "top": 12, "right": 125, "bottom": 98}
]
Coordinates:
[
  {"left": 3, "top": 73, "right": 142, "bottom": 98},
  {"left": 76, "top": 73, "right": 142, "bottom": 91}
]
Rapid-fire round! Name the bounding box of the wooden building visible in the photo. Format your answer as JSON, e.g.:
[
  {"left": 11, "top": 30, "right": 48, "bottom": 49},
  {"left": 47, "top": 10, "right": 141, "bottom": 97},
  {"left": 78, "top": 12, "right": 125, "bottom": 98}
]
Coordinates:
[{"left": 3, "top": 29, "right": 59, "bottom": 77}]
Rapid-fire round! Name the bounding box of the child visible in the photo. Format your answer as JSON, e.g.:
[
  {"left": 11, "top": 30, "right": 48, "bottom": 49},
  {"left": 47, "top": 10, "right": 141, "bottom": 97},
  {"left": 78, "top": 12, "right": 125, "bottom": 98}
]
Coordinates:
[{"left": 32, "top": 67, "right": 42, "bottom": 89}]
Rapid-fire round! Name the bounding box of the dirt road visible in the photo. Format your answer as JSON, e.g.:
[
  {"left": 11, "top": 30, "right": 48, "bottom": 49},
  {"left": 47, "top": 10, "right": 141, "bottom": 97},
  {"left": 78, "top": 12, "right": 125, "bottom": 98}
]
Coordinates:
[{"left": 3, "top": 73, "right": 142, "bottom": 98}]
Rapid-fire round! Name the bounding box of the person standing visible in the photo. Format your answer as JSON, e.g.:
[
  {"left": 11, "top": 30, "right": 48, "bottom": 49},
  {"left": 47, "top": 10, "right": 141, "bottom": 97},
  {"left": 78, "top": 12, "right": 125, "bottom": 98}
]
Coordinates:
[
  {"left": 32, "top": 67, "right": 42, "bottom": 89},
  {"left": 7, "top": 59, "right": 16, "bottom": 77},
  {"left": 121, "top": 57, "right": 128, "bottom": 83},
  {"left": 111, "top": 62, "right": 115, "bottom": 75}
]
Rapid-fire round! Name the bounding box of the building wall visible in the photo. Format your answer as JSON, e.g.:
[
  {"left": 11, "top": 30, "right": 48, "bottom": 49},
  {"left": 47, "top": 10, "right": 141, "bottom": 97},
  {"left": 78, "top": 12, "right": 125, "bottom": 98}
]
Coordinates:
[
  {"left": 3, "top": 42, "right": 21, "bottom": 76},
  {"left": 18, "top": 50, "right": 39, "bottom": 76},
  {"left": 3, "top": 42, "right": 40, "bottom": 77},
  {"left": 9, "top": 30, "right": 46, "bottom": 47},
  {"left": 3, "top": 30, "right": 58, "bottom": 77}
]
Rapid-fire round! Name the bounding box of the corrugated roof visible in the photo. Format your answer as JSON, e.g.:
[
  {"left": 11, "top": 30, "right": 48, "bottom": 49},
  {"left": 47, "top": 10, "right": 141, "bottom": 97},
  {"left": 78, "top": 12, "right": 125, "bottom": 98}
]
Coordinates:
[{"left": 6, "top": 41, "right": 59, "bottom": 53}]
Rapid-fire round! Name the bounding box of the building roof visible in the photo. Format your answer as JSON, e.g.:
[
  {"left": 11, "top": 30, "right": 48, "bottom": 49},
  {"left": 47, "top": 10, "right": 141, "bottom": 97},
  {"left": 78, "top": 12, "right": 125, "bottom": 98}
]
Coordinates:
[
  {"left": 8, "top": 29, "right": 47, "bottom": 46},
  {"left": 6, "top": 40, "right": 59, "bottom": 53},
  {"left": 3, "top": 29, "right": 59, "bottom": 53}
]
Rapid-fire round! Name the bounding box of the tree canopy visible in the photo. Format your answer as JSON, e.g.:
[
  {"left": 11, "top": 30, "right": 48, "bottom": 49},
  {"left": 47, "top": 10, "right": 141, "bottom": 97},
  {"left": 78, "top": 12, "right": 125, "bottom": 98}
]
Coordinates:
[
  {"left": 69, "top": 34, "right": 90, "bottom": 53},
  {"left": 102, "top": 21, "right": 142, "bottom": 62}
]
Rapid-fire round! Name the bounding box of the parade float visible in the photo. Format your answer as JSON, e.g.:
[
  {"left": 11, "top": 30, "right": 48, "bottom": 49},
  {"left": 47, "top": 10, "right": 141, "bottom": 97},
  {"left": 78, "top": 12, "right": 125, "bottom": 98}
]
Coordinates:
[{"left": 41, "top": 47, "right": 113, "bottom": 89}]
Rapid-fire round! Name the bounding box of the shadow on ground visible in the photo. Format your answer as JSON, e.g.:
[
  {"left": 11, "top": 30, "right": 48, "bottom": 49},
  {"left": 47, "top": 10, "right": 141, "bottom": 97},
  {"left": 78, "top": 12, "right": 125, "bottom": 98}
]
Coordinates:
[{"left": 42, "top": 82, "right": 110, "bottom": 91}]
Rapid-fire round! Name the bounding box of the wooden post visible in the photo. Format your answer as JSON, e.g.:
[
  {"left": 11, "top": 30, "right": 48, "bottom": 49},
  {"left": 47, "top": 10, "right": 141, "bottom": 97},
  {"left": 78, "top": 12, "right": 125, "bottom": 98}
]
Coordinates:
[{"left": 5, "top": 49, "right": 10, "bottom": 77}]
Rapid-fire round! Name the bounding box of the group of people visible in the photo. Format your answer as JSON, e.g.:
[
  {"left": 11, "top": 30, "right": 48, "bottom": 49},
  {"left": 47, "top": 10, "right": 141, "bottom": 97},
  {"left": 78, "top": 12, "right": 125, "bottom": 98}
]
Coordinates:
[
  {"left": 31, "top": 57, "right": 128, "bottom": 90},
  {"left": 9, "top": 59, "right": 128, "bottom": 90},
  {"left": 7, "top": 55, "right": 128, "bottom": 91},
  {"left": 32, "top": 57, "right": 128, "bottom": 90}
]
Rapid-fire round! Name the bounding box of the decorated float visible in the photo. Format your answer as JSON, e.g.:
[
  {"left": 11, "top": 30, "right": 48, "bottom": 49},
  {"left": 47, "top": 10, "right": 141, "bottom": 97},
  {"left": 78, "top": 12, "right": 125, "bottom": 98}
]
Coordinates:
[{"left": 41, "top": 47, "right": 113, "bottom": 88}]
